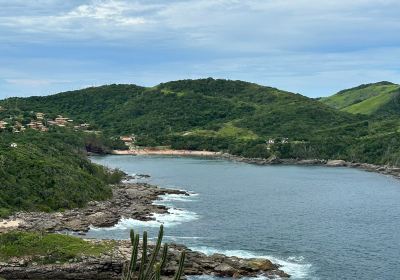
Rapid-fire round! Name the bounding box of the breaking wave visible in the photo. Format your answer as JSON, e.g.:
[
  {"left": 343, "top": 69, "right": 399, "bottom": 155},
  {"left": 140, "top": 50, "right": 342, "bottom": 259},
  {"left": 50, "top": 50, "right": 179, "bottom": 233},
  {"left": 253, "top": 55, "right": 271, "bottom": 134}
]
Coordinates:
[{"left": 189, "top": 246, "right": 315, "bottom": 280}]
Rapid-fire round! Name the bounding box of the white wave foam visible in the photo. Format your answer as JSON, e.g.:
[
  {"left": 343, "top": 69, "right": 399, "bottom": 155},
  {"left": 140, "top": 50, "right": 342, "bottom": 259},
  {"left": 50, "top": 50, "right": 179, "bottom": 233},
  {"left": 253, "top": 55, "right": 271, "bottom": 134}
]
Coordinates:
[
  {"left": 90, "top": 189, "right": 199, "bottom": 231},
  {"left": 189, "top": 276, "right": 269, "bottom": 280},
  {"left": 90, "top": 207, "right": 199, "bottom": 231},
  {"left": 164, "top": 235, "right": 205, "bottom": 242},
  {"left": 155, "top": 193, "right": 198, "bottom": 204},
  {"left": 189, "top": 246, "right": 313, "bottom": 279}
]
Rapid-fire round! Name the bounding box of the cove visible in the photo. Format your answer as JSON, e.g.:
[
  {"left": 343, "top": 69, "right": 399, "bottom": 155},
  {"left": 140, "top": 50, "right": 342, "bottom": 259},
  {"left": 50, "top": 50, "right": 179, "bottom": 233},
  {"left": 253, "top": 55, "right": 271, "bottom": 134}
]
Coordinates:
[{"left": 88, "top": 155, "right": 400, "bottom": 280}]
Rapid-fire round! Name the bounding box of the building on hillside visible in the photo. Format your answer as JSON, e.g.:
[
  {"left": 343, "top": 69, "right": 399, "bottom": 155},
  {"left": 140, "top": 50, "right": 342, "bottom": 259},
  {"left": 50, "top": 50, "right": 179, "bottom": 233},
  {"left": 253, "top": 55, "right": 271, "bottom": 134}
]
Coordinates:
[
  {"left": 281, "top": 138, "right": 289, "bottom": 144},
  {"left": 267, "top": 138, "right": 275, "bottom": 144},
  {"left": 36, "top": 112, "right": 45, "bottom": 119},
  {"left": 0, "top": 121, "right": 8, "bottom": 129},
  {"left": 10, "top": 143, "right": 17, "bottom": 148},
  {"left": 27, "top": 121, "right": 47, "bottom": 131},
  {"left": 120, "top": 135, "right": 136, "bottom": 147},
  {"left": 55, "top": 115, "right": 73, "bottom": 126}
]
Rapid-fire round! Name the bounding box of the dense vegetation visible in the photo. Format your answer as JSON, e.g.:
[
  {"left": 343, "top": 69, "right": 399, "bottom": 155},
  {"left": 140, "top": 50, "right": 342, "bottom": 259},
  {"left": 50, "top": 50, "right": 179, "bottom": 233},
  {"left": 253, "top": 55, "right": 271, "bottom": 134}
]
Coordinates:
[
  {"left": 0, "top": 231, "right": 113, "bottom": 263},
  {"left": 0, "top": 128, "right": 124, "bottom": 217},
  {"left": 2, "top": 79, "right": 362, "bottom": 139},
  {"left": 1, "top": 78, "right": 400, "bottom": 187}
]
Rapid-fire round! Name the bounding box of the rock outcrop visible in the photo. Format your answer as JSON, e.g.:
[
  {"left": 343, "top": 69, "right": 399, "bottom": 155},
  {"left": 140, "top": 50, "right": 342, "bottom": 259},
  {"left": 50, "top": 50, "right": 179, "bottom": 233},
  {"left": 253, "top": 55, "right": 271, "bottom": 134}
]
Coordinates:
[
  {"left": 220, "top": 154, "right": 400, "bottom": 180},
  {"left": 326, "top": 160, "right": 347, "bottom": 167},
  {"left": 0, "top": 241, "right": 290, "bottom": 279},
  {"left": 1, "top": 184, "right": 188, "bottom": 233}
]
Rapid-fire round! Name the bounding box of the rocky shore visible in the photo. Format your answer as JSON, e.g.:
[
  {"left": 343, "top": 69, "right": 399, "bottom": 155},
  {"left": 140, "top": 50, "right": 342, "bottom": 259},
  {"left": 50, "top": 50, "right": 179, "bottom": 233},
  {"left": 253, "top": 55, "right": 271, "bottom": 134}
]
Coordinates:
[
  {"left": 111, "top": 148, "right": 400, "bottom": 180},
  {"left": 0, "top": 240, "right": 289, "bottom": 279},
  {"left": 220, "top": 154, "right": 400, "bottom": 180},
  {"left": 0, "top": 183, "right": 290, "bottom": 279},
  {"left": 0, "top": 183, "right": 188, "bottom": 233}
]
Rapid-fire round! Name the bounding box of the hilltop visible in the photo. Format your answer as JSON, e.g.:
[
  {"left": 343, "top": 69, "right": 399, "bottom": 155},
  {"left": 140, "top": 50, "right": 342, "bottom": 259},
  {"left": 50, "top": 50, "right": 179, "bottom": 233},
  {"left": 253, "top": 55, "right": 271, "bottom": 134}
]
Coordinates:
[
  {"left": 1, "top": 78, "right": 361, "bottom": 142},
  {"left": 320, "top": 81, "right": 400, "bottom": 115},
  {"left": 1, "top": 78, "right": 400, "bottom": 168}
]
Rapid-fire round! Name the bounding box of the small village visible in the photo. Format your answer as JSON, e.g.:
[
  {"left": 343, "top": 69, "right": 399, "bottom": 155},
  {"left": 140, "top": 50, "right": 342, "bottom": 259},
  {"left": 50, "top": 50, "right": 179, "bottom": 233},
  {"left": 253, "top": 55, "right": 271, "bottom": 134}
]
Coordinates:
[
  {"left": 0, "top": 106, "right": 92, "bottom": 134},
  {"left": 0, "top": 106, "right": 290, "bottom": 151}
]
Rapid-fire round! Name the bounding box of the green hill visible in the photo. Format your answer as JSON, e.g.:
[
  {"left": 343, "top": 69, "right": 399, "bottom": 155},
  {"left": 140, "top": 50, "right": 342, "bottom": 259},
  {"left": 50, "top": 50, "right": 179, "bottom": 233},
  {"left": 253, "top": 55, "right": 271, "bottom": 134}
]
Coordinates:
[
  {"left": 320, "top": 81, "right": 400, "bottom": 115},
  {"left": 3, "top": 78, "right": 400, "bottom": 218},
  {"left": 2, "top": 78, "right": 361, "bottom": 142},
  {"left": 2, "top": 78, "right": 400, "bottom": 169}
]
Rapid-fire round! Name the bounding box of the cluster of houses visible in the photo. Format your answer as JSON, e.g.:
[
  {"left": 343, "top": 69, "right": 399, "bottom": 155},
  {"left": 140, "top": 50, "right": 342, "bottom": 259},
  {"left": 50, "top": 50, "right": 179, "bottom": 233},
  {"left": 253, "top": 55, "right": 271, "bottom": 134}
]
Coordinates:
[
  {"left": 0, "top": 111, "right": 91, "bottom": 133},
  {"left": 120, "top": 135, "right": 136, "bottom": 147}
]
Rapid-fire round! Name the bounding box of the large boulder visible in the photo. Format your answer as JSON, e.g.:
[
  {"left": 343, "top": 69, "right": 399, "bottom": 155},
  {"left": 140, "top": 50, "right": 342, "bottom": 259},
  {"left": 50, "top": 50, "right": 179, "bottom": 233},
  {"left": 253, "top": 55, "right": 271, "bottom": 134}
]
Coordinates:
[{"left": 246, "top": 259, "right": 275, "bottom": 271}]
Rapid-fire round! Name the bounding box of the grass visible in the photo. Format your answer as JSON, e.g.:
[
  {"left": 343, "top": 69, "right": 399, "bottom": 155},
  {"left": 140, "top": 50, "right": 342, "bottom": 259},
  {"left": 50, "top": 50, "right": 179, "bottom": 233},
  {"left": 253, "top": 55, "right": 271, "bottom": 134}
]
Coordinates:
[
  {"left": 181, "top": 123, "right": 258, "bottom": 140},
  {"left": 217, "top": 122, "right": 258, "bottom": 139},
  {"left": 342, "top": 91, "right": 393, "bottom": 115},
  {"left": 321, "top": 83, "right": 399, "bottom": 113},
  {"left": 0, "top": 231, "right": 113, "bottom": 264}
]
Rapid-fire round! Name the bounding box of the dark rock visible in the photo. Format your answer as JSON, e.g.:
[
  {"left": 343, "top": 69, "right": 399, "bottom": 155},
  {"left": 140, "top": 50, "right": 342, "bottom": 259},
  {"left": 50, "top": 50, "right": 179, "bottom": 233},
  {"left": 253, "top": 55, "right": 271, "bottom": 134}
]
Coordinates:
[
  {"left": 0, "top": 241, "right": 289, "bottom": 279},
  {"left": 5, "top": 183, "right": 189, "bottom": 233}
]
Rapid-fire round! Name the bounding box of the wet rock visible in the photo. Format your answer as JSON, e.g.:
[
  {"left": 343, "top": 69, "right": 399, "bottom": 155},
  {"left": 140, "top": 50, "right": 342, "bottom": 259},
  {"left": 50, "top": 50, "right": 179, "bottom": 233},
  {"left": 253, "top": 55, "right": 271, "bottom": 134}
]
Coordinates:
[
  {"left": 0, "top": 240, "right": 289, "bottom": 280},
  {"left": 214, "top": 263, "right": 236, "bottom": 276},
  {"left": 246, "top": 259, "right": 275, "bottom": 271},
  {"left": 6, "top": 183, "right": 188, "bottom": 233},
  {"left": 326, "top": 160, "right": 347, "bottom": 167},
  {"left": 297, "top": 159, "right": 325, "bottom": 165}
]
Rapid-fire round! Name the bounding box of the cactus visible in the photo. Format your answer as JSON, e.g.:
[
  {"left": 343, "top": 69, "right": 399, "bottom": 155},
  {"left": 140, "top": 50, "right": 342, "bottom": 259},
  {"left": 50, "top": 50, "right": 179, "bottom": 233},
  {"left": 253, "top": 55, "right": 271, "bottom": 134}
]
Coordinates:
[{"left": 123, "top": 225, "right": 186, "bottom": 280}]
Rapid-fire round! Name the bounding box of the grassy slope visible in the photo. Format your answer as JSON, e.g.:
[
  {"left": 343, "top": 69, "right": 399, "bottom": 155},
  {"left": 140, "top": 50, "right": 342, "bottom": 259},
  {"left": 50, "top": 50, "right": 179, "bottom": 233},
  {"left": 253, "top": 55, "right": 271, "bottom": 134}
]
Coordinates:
[
  {"left": 0, "top": 231, "right": 113, "bottom": 264},
  {"left": 342, "top": 92, "right": 393, "bottom": 114},
  {"left": 321, "top": 81, "right": 400, "bottom": 115}
]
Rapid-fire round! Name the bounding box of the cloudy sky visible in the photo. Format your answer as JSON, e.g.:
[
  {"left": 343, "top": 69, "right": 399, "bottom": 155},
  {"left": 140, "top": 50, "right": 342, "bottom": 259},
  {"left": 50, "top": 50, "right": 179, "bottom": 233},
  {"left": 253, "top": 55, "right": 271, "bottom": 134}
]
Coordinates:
[{"left": 0, "top": 0, "right": 399, "bottom": 98}]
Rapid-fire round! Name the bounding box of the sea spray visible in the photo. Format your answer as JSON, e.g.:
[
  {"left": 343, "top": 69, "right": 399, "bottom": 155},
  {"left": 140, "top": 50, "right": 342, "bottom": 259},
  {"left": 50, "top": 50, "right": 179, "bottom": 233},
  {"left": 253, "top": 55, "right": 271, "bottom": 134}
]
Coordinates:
[{"left": 189, "top": 247, "right": 315, "bottom": 280}]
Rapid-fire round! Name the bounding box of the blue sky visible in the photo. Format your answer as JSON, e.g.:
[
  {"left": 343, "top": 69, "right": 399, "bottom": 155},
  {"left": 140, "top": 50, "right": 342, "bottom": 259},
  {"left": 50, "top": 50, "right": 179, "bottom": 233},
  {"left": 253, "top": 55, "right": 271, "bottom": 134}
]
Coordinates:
[{"left": 0, "top": 0, "right": 399, "bottom": 98}]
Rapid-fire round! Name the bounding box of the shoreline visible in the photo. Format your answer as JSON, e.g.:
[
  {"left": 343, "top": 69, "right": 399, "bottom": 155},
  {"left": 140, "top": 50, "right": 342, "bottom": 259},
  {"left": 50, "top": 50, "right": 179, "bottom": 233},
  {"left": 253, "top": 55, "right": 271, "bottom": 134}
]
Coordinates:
[
  {"left": 112, "top": 148, "right": 400, "bottom": 180},
  {"left": 0, "top": 182, "right": 289, "bottom": 279},
  {"left": 220, "top": 154, "right": 400, "bottom": 180},
  {"left": 0, "top": 183, "right": 188, "bottom": 233},
  {"left": 0, "top": 239, "right": 289, "bottom": 279}
]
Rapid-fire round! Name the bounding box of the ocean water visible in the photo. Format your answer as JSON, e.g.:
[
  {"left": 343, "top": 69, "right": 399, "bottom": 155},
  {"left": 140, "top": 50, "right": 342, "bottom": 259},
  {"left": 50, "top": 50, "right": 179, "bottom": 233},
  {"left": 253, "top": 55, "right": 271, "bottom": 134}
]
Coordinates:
[{"left": 88, "top": 155, "right": 400, "bottom": 280}]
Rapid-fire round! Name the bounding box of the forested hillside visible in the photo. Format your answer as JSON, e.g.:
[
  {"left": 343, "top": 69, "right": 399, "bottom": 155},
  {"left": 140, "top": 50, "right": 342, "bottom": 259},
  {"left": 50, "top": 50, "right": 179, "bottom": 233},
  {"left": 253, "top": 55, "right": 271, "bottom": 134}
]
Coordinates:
[
  {"left": 1, "top": 78, "right": 400, "bottom": 168},
  {"left": 0, "top": 129, "right": 124, "bottom": 217},
  {"left": 2, "top": 78, "right": 362, "bottom": 140}
]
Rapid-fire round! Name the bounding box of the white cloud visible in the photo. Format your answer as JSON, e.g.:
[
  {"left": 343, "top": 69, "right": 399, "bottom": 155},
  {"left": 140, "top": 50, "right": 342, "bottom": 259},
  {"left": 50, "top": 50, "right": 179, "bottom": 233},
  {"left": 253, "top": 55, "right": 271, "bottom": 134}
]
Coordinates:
[
  {"left": 0, "top": 0, "right": 399, "bottom": 97},
  {"left": 1, "top": 0, "right": 399, "bottom": 49},
  {"left": 5, "top": 78, "right": 71, "bottom": 87}
]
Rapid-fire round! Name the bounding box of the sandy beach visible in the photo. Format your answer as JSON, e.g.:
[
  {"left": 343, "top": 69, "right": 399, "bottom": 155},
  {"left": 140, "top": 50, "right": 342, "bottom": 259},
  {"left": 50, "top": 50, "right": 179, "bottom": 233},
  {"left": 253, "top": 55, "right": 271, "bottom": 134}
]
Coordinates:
[{"left": 112, "top": 148, "right": 222, "bottom": 157}]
